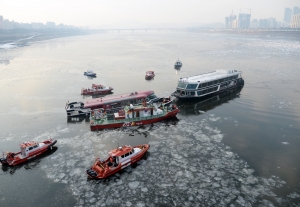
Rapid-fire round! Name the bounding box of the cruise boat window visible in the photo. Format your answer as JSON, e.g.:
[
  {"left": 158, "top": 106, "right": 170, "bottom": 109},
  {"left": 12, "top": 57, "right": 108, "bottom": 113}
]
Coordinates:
[
  {"left": 191, "top": 91, "right": 195, "bottom": 95},
  {"left": 186, "top": 84, "right": 197, "bottom": 89},
  {"left": 29, "top": 147, "right": 33, "bottom": 150},
  {"left": 197, "top": 91, "right": 201, "bottom": 95},
  {"left": 121, "top": 155, "right": 125, "bottom": 158},
  {"left": 131, "top": 149, "right": 134, "bottom": 153},
  {"left": 125, "top": 153, "right": 129, "bottom": 157},
  {"left": 178, "top": 82, "right": 187, "bottom": 88},
  {"left": 214, "top": 80, "right": 219, "bottom": 84},
  {"left": 201, "top": 83, "right": 208, "bottom": 87},
  {"left": 33, "top": 145, "right": 38, "bottom": 148},
  {"left": 208, "top": 82, "right": 213, "bottom": 86}
]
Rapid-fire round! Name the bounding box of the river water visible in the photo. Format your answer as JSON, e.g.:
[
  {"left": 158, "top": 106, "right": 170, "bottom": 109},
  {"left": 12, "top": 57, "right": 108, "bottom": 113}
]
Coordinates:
[{"left": 0, "top": 31, "right": 300, "bottom": 207}]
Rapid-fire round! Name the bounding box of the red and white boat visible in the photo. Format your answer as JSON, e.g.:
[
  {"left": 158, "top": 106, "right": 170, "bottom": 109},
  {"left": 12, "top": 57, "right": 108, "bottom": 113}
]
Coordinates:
[
  {"left": 0, "top": 139, "right": 57, "bottom": 166},
  {"left": 86, "top": 144, "right": 150, "bottom": 179},
  {"left": 81, "top": 84, "right": 113, "bottom": 95},
  {"left": 145, "top": 71, "right": 155, "bottom": 79},
  {"left": 90, "top": 102, "right": 179, "bottom": 130}
]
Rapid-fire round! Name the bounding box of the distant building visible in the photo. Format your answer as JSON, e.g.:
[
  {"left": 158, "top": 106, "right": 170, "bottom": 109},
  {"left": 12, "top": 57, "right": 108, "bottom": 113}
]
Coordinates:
[
  {"left": 0, "top": 15, "right": 3, "bottom": 29},
  {"left": 267, "top": 18, "right": 277, "bottom": 28},
  {"left": 283, "top": 8, "right": 292, "bottom": 23},
  {"left": 258, "top": 19, "right": 268, "bottom": 28},
  {"left": 291, "top": 14, "right": 300, "bottom": 28},
  {"left": 292, "top": 6, "right": 300, "bottom": 16},
  {"left": 225, "top": 14, "right": 237, "bottom": 28},
  {"left": 250, "top": 19, "right": 259, "bottom": 28},
  {"left": 46, "top": 21, "right": 56, "bottom": 28},
  {"left": 238, "top": 13, "right": 251, "bottom": 28}
]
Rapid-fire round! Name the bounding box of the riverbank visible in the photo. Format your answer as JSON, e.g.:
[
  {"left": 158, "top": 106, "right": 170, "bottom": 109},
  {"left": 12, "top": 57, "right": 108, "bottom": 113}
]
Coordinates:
[{"left": 0, "top": 28, "right": 92, "bottom": 45}]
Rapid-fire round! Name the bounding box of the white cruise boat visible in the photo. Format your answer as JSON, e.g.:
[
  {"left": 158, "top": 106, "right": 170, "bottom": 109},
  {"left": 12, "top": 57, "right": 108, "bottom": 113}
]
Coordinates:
[{"left": 171, "top": 69, "right": 244, "bottom": 99}]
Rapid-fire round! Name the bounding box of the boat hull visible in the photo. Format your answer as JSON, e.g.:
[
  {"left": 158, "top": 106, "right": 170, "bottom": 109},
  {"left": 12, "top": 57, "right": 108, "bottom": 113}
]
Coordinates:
[
  {"left": 145, "top": 75, "right": 154, "bottom": 80},
  {"left": 90, "top": 109, "right": 179, "bottom": 131},
  {"left": 0, "top": 139, "right": 57, "bottom": 166},
  {"left": 81, "top": 89, "right": 113, "bottom": 95},
  {"left": 87, "top": 144, "right": 150, "bottom": 179}
]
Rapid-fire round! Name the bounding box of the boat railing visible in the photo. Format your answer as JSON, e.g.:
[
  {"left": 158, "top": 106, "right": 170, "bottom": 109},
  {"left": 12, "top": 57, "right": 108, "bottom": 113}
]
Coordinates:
[{"left": 91, "top": 110, "right": 171, "bottom": 125}]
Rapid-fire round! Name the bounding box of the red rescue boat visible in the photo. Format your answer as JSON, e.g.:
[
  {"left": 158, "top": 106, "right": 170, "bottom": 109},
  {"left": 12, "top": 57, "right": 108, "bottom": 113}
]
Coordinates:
[
  {"left": 145, "top": 71, "right": 155, "bottom": 80},
  {"left": 90, "top": 102, "right": 179, "bottom": 130},
  {"left": 86, "top": 144, "right": 150, "bottom": 179},
  {"left": 81, "top": 84, "right": 113, "bottom": 95},
  {"left": 0, "top": 139, "right": 57, "bottom": 166}
]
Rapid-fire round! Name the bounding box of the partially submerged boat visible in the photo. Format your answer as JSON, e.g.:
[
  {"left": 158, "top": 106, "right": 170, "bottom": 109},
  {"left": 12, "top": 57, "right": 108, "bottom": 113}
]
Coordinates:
[
  {"left": 145, "top": 71, "right": 155, "bottom": 79},
  {"left": 171, "top": 69, "right": 244, "bottom": 99},
  {"left": 84, "top": 70, "right": 97, "bottom": 77},
  {"left": 0, "top": 139, "right": 57, "bottom": 166},
  {"left": 81, "top": 84, "right": 113, "bottom": 95},
  {"left": 65, "top": 101, "right": 91, "bottom": 117},
  {"left": 174, "top": 59, "right": 182, "bottom": 69},
  {"left": 89, "top": 101, "right": 179, "bottom": 130},
  {"left": 66, "top": 90, "right": 162, "bottom": 117},
  {"left": 86, "top": 144, "right": 150, "bottom": 179}
]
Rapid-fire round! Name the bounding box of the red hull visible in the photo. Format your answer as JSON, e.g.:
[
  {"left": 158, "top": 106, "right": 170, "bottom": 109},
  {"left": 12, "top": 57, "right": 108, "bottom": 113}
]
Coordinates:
[
  {"left": 90, "top": 109, "right": 179, "bottom": 131},
  {"left": 87, "top": 144, "right": 150, "bottom": 179},
  {"left": 1, "top": 139, "right": 57, "bottom": 166}
]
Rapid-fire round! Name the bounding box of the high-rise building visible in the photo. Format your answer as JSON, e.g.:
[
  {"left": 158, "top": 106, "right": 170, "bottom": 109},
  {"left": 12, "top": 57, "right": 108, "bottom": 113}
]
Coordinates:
[
  {"left": 225, "top": 14, "right": 237, "bottom": 28},
  {"left": 292, "top": 6, "right": 300, "bottom": 16},
  {"left": 284, "top": 8, "right": 292, "bottom": 23},
  {"left": 238, "top": 13, "right": 251, "bottom": 28},
  {"left": 291, "top": 14, "right": 300, "bottom": 28},
  {"left": 250, "top": 19, "right": 259, "bottom": 28},
  {"left": 0, "top": 15, "right": 3, "bottom": 29}
]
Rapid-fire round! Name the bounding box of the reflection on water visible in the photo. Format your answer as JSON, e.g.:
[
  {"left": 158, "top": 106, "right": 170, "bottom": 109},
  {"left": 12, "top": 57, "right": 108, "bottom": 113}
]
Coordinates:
[{"left": 176, "top": 86, "right": 243, "bottom": 116}]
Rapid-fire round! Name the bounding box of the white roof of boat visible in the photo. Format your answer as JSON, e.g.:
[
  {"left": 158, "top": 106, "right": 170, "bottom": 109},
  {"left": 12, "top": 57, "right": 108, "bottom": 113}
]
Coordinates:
[{"left": 178, "top": 69, "right": 241, "bottom": 83}]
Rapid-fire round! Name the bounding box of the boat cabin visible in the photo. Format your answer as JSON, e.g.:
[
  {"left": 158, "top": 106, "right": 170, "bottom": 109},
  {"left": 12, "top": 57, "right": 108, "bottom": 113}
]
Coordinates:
[
  {"left": 20, "top": 141, "right": 40, "bottom": 157},
  {"left": 108, "top": 145, "right": 142, "bottom": 165}
]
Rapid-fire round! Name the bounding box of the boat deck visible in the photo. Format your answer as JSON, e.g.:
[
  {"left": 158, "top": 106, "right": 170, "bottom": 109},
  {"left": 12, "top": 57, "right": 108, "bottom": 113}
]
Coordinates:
[{"left": 179, "top": 70, "right": 241, "bottom": 83}]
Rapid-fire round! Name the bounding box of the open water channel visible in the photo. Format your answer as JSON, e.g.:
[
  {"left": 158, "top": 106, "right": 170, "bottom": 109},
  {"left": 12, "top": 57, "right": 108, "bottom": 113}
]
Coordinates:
[{"left": 0, "top": 30, "right": 300, "bottom": 207}]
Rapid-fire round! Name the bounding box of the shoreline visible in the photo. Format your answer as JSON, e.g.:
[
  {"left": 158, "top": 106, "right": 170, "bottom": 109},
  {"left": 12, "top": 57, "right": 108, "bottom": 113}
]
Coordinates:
[{"left": 0, "top": 29, "right": 92, "bottom": 45}]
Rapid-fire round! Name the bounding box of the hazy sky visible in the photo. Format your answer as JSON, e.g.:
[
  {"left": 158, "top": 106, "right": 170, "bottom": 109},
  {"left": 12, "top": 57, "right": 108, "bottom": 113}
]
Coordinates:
[{"left": 1, "top": 0, "right": 299, "bottom": 27}]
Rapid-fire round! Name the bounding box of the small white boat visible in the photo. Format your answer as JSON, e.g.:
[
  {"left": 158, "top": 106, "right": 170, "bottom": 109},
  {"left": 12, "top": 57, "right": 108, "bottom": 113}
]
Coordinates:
[{"left": 84, "top": 70, "right": 97, "bottom": 77}]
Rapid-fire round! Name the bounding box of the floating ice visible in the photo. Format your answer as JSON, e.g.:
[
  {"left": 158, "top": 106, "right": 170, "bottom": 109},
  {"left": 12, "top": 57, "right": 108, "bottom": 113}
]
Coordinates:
[{"left": 281, "top": 142, "right": 289, "bottom": 145}]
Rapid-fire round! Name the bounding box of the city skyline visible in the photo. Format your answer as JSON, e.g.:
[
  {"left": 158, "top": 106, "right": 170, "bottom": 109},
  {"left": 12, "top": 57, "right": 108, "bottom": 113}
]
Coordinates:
[{"left": 1, "top": 0, "right": 299, "bottom": 28}]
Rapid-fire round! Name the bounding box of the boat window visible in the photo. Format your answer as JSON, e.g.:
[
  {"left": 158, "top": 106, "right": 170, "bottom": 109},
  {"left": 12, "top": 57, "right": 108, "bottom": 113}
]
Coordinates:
[
  {"left": 129, "top": 151, "right": 132, "bottom": 155},
  {"left": 186, "top": 84, "right": 198, "bottom": 89},
  {"left": 197, "top": 91, "right": 201, "bottom": 95},
  {"left": 121, "top": 155, "right": 125, "bottom": 158},
  {"left": 29, "top": 147, "right": 33, "bottom": 150},
  {"left": 219, "top": 79, "right": 224, "bottom": 83},
  {"left": 148, "top": 94, "right": 158, "bottom": 100},
  {"left": 208, "top": 82, "right": 213, "bottom": 86},
  {"left": 33, "top": 145, "right": 38, "bottom": 148},
  {"left": 125, "top": 153, "right": 130, "bottom": 157},
  {"left": 177, "top": 82, "right": 187, "bottom": 89},
  {"left": 191, "top": 91, "right": 195, "bottom": 95},
  {"left": 213, "top": 80, "right": 219, "bottom": 84},
  {"left": 201, "top": 83, "right": 208, "bottom": 87},
  {"left": 131, "top": 149, "right": 134, "bottom": 153}
]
